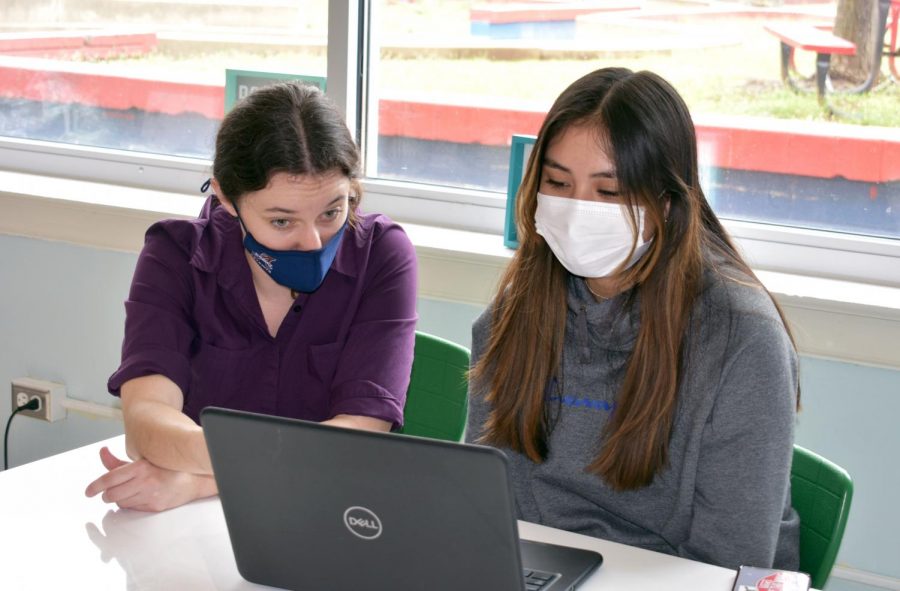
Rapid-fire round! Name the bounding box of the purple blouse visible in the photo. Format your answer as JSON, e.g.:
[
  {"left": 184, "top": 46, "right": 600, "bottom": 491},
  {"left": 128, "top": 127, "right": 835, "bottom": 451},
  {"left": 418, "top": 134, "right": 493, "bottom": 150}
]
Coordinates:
[{"left": 108, "top": 196, "right": 418, "bottom": 427}]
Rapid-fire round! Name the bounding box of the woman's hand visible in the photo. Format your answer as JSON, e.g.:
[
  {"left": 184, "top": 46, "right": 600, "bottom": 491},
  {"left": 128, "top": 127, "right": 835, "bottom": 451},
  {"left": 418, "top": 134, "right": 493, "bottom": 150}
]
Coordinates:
[{"left": 85, "top": 447, "right": 217, "bottom": 512}]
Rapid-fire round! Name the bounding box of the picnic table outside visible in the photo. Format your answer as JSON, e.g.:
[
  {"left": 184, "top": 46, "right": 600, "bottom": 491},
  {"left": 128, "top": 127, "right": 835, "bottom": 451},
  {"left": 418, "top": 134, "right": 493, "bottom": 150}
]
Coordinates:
[
  {"left": 887, "top": 0, "right": 900, "bottom": 81},
  {"left": 765, "top": 0, "right": 899, "bottom": 114}
]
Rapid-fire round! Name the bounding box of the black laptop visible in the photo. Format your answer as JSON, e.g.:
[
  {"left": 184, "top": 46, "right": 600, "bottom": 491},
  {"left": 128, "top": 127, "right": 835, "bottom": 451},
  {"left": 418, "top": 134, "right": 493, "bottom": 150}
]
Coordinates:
[{"left": 201, "top": 407, "right": 602, "bottom": 591}]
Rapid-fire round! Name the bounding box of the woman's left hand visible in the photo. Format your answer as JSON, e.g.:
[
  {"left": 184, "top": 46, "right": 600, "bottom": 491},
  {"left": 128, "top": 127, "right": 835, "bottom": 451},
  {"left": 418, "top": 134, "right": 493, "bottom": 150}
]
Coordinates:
[{"left": 84, "top": 447, "right": 217, "bottom": 512}]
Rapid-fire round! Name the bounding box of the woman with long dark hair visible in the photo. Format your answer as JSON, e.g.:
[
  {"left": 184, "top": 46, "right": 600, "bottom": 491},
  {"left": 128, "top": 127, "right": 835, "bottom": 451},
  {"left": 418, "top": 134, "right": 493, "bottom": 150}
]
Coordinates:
[
  {"left": 86, "top": 82, "right": 417, "bottom": 511},
  {"left": 468, "top": 68, "right": 799, "bottom": 569}
]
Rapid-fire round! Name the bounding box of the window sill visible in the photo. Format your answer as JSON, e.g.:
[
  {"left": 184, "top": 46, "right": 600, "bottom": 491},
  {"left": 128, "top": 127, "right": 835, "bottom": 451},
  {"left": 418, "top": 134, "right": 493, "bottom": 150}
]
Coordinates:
[{"left": 3, "top": 169, "right": 899, "bottom": 369}]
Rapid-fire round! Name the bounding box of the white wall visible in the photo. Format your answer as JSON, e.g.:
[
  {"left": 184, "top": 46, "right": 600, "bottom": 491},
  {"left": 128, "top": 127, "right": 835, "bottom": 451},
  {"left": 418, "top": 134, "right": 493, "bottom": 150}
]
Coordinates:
[{"left": 0, "top": 235, "right": 129, "bottom": 467}]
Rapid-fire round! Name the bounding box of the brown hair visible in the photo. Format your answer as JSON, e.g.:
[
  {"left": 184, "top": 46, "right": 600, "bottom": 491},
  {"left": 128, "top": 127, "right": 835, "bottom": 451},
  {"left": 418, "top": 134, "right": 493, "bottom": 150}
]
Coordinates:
[
  {"left": 471, "top": 68, "right": 797, "bottom": 490},
  {"left": 212, "top": 81, "right": 362, "bottom": 220}
]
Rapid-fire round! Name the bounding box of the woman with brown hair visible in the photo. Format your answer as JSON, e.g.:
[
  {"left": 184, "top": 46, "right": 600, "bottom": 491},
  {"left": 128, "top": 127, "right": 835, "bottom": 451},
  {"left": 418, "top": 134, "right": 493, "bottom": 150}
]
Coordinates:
[
  {"left": 85, "top": 82, "right": 417, "bottom": 511},
  {"left": 467, "top": 68, "right": 800, "bottom": 570}
]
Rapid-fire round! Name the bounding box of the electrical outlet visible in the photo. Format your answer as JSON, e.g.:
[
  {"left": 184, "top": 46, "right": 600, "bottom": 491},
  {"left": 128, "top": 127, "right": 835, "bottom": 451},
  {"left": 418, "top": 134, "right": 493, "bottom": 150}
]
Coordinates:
[
  {"left": 15, "top": 392, "right": 30, "bottom": 408},
  {"left": 10, "top": 378, "right": 67, "bottom": 422}
]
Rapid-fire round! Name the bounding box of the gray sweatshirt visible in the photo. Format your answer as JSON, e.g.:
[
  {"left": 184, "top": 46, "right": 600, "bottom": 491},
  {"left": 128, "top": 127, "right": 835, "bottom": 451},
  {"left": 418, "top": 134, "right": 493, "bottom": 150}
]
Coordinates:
[{"left": 466, "top": 269, "right": 800, "bottom": 570}]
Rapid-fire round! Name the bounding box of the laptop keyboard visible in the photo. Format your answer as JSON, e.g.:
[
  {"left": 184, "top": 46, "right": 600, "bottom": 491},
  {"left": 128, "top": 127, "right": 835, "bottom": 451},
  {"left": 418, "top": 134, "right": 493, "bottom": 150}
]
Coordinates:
[{"left": 523, "top": 568, "right": 560, "bottom": 590}]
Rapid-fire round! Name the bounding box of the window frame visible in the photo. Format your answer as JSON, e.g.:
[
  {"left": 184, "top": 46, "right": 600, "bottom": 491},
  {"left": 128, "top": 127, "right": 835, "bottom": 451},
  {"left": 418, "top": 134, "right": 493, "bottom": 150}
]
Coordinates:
[{"left": 0, "top": 0, "right": 897, "bottom": 288}]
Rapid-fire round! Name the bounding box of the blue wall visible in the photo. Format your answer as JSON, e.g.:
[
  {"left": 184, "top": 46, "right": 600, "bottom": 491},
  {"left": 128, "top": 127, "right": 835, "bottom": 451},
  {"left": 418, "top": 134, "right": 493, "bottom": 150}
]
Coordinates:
[
  {"left": 1, "top": 233, "right": 897, "bottom": 590},
  {"left": 795, "top": 358, "right": 900, "bottom": 587}
]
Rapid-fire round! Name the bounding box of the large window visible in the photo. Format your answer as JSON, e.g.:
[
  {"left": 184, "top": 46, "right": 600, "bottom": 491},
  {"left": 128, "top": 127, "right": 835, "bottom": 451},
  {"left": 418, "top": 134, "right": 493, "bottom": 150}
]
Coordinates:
[
  {"left": 1, "top": 0, "right": 328, "bottom": 158},
  {"left": 365, "top": 0, "right": 899, "bottom": 242},
  {"left": 1, "top": 0, "right": 898, "bottom": 285}
]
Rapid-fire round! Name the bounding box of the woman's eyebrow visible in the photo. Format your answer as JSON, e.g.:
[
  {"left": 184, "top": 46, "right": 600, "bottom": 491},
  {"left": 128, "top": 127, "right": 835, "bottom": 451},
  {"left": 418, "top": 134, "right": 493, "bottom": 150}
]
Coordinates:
[
  {"left": 263, "top": 196, "right": 345, "bottom": 215},
  {"left": 543, "top": 157, "right": 616, "bottom": 179},
  {"left": 543, "top": 157, "right": 570, "bottom": 173}
]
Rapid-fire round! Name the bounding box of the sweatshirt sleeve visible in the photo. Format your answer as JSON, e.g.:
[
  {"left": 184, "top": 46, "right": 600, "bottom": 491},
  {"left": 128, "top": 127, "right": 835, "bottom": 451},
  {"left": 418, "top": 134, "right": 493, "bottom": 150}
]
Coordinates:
[{"left": 676, "top": 309, "right": 799, "bottom": 569}]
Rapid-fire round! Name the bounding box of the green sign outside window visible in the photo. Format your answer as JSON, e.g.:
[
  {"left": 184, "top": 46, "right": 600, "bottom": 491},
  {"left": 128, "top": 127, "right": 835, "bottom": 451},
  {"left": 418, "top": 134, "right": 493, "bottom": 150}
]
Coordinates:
[{"left": 224, "top": 69, "right": 327, "bottom": 112}]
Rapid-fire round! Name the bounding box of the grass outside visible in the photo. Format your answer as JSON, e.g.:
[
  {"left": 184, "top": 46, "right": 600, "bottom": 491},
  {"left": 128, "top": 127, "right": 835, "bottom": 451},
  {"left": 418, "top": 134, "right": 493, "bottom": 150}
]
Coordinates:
[
  {"left": 371, "top": 0, "right": 900, "bottom": 127},
  {"left": 84, "top": 0, "right": 900, "bottom": 127}
]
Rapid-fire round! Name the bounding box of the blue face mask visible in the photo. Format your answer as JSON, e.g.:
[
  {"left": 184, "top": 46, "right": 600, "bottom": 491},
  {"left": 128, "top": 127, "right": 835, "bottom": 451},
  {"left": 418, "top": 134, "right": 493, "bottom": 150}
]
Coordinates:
[{"left": 235, "top": 207, "right": 347, "bottom": 293}]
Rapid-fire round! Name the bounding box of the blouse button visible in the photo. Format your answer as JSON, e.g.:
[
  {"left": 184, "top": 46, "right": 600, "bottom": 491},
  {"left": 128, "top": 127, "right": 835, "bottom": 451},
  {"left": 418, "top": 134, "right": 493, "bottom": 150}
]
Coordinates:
[{"left": 293, "top": 305, "right": 302, "bottom": 313}]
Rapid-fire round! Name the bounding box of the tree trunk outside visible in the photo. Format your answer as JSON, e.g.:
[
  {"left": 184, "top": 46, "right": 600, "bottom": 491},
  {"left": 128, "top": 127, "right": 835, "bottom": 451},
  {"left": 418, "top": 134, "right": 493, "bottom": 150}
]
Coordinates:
[{"left": 832, "top": 0, "right": 878, "bottom": 83}]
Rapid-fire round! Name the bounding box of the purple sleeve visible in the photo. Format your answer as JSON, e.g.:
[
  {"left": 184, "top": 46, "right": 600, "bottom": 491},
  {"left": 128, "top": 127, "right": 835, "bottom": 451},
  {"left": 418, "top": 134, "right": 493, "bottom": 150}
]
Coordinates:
[
  {"left": 327, "top": 222, "right": 418, "bottom": 428},
  {"left": 107, "top": 223, "right": 196, "bottom": 398}
]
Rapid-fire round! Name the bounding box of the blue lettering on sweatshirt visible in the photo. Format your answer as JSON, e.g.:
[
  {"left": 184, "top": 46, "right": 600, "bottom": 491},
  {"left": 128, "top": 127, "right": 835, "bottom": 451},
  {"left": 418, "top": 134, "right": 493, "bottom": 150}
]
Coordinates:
[{"left": 547, "top": 394, "right": 615, "bottom": 412}]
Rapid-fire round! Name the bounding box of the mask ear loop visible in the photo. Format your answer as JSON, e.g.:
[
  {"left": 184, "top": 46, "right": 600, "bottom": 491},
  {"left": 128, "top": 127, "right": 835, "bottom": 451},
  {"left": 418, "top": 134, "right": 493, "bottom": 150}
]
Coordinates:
[
  {"left": 204, "top": 177, "right": 245, "bottom": 225},
  {"left": 230, "top": 201, "right": 251, "bottom": 231}
]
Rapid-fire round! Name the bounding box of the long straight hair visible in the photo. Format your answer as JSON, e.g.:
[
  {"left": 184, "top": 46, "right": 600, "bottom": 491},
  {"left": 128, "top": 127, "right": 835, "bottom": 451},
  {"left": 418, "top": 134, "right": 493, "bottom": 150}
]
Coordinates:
[{"left": 471, "top": 68, "right": 798, "bottom": 490}]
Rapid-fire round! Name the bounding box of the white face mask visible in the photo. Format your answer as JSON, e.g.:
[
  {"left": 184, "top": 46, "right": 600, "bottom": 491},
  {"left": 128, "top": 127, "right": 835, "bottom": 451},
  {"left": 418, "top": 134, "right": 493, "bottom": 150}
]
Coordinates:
[{"left": 534, "top": 192, "right": 652, "bottom": 278}]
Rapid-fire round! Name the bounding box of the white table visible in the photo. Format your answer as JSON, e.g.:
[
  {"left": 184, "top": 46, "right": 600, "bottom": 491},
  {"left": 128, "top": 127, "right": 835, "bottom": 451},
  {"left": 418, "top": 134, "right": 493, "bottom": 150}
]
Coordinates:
[{"left": 0, "top": 435, "right": 745, "bottom": 590}]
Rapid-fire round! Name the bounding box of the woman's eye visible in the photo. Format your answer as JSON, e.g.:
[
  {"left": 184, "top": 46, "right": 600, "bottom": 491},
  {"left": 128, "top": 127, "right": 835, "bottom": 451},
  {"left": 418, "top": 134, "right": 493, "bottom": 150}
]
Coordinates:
[
  {"left": 543, "top": 178, "right": 566, "bottom": 188},
  {"left": 271, "top": 218, "right": 290, "bottom": 229},
  {"left": 321, "top": 208, "right": 342, "bottom": 221},
  {"left": 597, "top": 189, "right": 620, "bottom": 197}
]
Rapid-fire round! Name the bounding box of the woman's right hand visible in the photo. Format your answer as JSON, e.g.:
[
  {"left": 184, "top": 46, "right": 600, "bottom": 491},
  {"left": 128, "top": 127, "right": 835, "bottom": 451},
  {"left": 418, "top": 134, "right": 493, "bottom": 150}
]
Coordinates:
[{"left": 84, "top": 446, "right": 217, "bottom": 512}]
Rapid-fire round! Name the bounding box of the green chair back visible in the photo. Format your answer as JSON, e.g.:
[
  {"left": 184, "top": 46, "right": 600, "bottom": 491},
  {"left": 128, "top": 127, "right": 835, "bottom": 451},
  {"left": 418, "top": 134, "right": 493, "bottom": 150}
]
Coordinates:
[
  {"left": 791, "top": 445, "right": 854, "bottom": 590},
  {"left": 398, "top": 331, "right": 471, "bottom": 442}
]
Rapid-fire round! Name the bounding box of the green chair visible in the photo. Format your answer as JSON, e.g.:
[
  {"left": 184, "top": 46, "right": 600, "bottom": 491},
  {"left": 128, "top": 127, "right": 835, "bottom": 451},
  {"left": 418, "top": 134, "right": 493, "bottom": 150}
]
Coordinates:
[
  {"left": 791, "top": 445, "right": 854, "bottom": 590},
  {"left": 398, "top": 331, "right": 471, "bottom": 442}
]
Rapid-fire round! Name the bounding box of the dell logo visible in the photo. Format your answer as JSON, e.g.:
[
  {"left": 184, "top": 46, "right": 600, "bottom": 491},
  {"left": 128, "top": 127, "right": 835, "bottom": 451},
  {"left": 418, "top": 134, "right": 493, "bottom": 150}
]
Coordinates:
[
  {"left": 348, "top": 516, "right": 378, "bottom": 529},
  {"left": 343, "top": 506, "right": 383, "bottom": 540}
]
